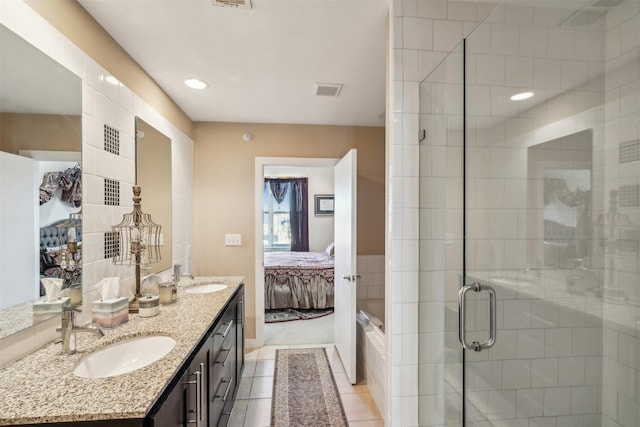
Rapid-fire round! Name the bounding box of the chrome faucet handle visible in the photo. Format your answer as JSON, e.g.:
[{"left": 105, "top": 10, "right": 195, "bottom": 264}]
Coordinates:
[{"left": 173, "top": 264, "right": 182, "bottom": 277}]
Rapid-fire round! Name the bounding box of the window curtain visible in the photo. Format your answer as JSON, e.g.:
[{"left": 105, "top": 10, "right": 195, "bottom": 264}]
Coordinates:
[
  {"left": 268, "top": 180, "right": 289, "bottom": 205},
  {"left": 289, "top": 178, "right": 309, "bottom": 252}
]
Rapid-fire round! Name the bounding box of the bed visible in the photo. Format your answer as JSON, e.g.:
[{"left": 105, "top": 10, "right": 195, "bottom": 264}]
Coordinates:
[
  {"left": 39, "top": 220, "right": 82, "bottom": 292},
  {"left": 264, "top": 250, "right": 334, "bottom": 309}
]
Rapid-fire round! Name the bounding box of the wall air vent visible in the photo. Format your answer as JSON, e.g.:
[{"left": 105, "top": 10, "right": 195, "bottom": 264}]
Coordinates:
[
  {"left": 592, "top": 0, "right": 624, "bottom": 7},
  {"left": 560, "top": 0, "right": 624, "bottom": 28},
  {"left": 211, "top": 0, "right": 252, "bottom": 9},
  {"left": 315, "top": 83, "right": 343, "bottom": 97}
]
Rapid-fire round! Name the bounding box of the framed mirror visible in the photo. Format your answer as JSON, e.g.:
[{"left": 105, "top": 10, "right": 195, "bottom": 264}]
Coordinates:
[
  {"left": 135, "top": 117, "right": 172, "bottom": 273},
  {"left": 0, "top": 24, "right": 82, "bottom": 337}
]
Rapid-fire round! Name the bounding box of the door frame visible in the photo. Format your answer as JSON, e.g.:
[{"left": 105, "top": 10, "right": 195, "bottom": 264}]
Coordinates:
[{"left": 253, "top": 156, "right": 339, "bottom": 348}]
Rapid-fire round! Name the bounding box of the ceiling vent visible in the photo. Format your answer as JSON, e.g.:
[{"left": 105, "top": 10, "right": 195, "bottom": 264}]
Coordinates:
[
  {"left": 315, "top": 83, "right": 343, "bottom": 97},
  {"left": 560, "top": 0, "right": 624, "bottom": 28},
  {"left": 211, "top": 0, "right": 252, "bottom": 9}
]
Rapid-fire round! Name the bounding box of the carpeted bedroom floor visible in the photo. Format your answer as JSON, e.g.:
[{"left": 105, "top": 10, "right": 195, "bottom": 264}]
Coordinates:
[{"left": 264, "top": 312, "right": 334, "bottom": 345}]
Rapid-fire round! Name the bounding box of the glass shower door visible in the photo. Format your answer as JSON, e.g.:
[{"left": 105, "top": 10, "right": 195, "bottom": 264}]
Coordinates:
[
  {"left": 419, "top": 1, "right": 640, "bottom": 426},
  {"left": 462, "top": 1, "right": 640, "bottom": 427}
]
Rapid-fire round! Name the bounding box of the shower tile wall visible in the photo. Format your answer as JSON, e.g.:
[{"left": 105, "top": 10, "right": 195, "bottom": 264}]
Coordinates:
[
  {"left": 357, "top": 255, "right": 385, "bottom": 324},
  {"left": 389, "top": 1, "right": 489, "bottom": 425},
  {"left": 0, "top": 1, "right": 194, "bottom": 361}
]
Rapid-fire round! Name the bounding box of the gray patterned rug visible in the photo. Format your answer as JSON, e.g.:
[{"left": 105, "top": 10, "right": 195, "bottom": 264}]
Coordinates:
[{"left": 271, "top": 348, "right": 348, "bottom": 427}]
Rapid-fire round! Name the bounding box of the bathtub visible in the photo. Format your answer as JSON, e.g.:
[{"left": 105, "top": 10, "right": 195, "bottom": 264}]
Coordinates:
[{"left": 356, "top": 309, "right": 386, "bottom": 419}]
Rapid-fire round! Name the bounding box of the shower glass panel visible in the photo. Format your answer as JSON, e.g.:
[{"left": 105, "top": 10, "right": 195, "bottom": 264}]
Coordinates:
[
  {"left": 418, "top": 1, "right": 640, "bottom": 426},
  {"left": 418, "top": 42, "right": 464, "bottom": 426}
]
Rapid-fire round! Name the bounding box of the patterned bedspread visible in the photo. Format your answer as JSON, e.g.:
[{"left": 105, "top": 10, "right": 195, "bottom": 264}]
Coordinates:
[
  {"left": 264, "top": 251, "right": 334, "bottom": 309},
  {"left": 264, "top": 251, "right": 334, "bottom": 283}
]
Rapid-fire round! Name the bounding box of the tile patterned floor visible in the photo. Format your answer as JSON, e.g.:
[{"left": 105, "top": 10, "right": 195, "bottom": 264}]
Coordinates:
[{"left": 228, "top": 344, "right": 384, "bottom": 427}]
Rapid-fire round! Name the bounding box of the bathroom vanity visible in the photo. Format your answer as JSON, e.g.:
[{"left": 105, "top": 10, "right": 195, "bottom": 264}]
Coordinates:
[
  {"left": 148, "top": 283, "right": 244, "bottom": 427},
  {"left": 0, "top": 277, "right": 244, "bottom": 427}
]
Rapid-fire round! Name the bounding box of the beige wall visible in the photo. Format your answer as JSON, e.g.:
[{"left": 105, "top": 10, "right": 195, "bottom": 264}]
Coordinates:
[
  {"left": 136, "top": 119, "right": 173, "bottom": 274},
  {"left": 0, "top": 113, "right": 81, "bottom": 154},
  {"left": 193, "top": 122, "right": 385, "bottom": 339},
  {"left": 25, "top": 0, "right": 193, "bottom": 139}
]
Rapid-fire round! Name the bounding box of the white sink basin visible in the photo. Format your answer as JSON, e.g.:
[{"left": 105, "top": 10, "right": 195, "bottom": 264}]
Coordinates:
[
  {"left": 74, "top": 335, "right": 176, "bottom": 379},
  {"left": 185, "top": 283, "right": 227, "bottom": 294}
]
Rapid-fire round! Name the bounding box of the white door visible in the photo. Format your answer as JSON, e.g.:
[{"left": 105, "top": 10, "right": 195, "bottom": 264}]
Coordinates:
[
  {"left": 333, "top": 149, "right": 357, "bottom": 384},
  {"left": 0, "top": 152, "right": 38, "bottom": 309}
]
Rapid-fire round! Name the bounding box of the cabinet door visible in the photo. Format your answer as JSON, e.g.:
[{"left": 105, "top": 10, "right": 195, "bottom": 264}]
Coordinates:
[
  {"left": 147, "top": 373, "right": 187, "bottom": 427},
  {"left": 185, "top": 343, "right": 210, "bottom": 427}
]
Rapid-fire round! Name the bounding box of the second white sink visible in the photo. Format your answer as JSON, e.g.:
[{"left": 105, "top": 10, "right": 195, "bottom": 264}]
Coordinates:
[
  {"left": 185, "top": 283, "right": 227, "bottom": 294},
  {"left": 74, "top": 335, "right": 176, "bottom": 379}
]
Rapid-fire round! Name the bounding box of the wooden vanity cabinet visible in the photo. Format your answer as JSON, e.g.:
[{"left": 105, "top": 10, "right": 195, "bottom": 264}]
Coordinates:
[
  {"left": 149, "top": 342, "right": 208, "bottom": 427},
  {"left": 146, "top": 285, "right": 244, "bottom": 427}
]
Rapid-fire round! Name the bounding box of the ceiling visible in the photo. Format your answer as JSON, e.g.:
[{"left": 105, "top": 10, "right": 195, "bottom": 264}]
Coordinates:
[{"left": 77, "top": 0, "right": 389, "bottom": 127}]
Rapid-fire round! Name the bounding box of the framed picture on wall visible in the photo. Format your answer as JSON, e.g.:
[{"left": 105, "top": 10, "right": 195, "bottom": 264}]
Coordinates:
[{"left": 314, "top": 194, "right": 334, "bottom": 216}]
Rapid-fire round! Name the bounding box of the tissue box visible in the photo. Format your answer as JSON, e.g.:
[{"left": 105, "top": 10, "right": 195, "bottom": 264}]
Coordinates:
[
  {"left": 92, "top": 297, "right": 129, "bottom": 328},
  {"left": 33, "top": 297, "right": 71, "bottom": 322}
]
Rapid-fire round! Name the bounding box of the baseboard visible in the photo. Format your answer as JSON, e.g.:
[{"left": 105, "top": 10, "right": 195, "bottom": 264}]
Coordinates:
[{"left": 245, "top": 338, "right": 259, "bottom": 350}]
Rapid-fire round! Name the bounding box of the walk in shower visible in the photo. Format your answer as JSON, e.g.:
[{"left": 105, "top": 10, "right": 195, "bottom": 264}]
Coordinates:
[{"left": 418, "top": 1, "right": 640, "bottom": 426}]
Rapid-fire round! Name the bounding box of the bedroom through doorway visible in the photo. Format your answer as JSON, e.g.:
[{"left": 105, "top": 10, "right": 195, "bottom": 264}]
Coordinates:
[{"left": 255, "top": 157, "right": 338, "bottom": 347}]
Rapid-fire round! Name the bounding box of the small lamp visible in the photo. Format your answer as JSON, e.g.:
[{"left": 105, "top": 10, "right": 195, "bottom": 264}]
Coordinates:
[
  {"left": 55, "top": 210, "right": 82, "bottom": 273},
  {"left": 112, "top": 185, "right": 161, "bottom": 312}
]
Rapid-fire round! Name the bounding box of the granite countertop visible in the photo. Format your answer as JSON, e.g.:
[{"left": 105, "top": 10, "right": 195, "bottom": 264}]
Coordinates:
[{"left": 0, "top": 276, "right": 244, "bottom": 426}]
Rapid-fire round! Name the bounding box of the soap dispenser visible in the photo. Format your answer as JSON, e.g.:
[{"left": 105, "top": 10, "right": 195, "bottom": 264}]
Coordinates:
[{"left": 159, "top": 281, "right": 177, "bottom": 305}]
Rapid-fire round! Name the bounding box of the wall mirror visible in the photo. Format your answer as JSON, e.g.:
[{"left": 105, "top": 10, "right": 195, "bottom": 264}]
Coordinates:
[
  {"left": 135, "top": 117, "right": 172, "bottom": 274},
  {"left": 0, "top": 24, "right": 82, "bottom": 338},
  {"left": 527, "top": 130, "right": 593, "bottom": 270}
]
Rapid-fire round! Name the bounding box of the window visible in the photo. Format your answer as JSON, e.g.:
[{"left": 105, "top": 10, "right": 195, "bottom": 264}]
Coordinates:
[{"left": 263, "top": 182, "right": 291, "bottom": 251}]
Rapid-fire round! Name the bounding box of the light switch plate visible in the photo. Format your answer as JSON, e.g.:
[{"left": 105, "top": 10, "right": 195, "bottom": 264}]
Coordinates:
[{"left": 225, "top": 233, "right": 242, "bottom": 246}]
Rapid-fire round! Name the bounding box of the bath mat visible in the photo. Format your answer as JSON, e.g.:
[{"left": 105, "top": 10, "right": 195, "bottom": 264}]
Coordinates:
[
  {"left": 271, "top": 347, "right": 348, "bottom": 427},
  {"left": 265, "top": 308, "right": 333, "bottom": 323}
]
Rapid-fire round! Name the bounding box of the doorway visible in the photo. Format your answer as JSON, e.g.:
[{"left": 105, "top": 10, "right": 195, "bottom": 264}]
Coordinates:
[{"left": 254, "top": 157, "right": 338, "bottom": 347}]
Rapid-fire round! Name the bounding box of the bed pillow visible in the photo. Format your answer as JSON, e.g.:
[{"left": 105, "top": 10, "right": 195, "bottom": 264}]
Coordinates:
[{"left": 324, "top": 242, "right": 335, "bottom": 258}]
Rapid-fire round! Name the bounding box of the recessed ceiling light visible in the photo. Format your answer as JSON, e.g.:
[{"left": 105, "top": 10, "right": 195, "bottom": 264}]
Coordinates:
[
  {"left": 184, "top": 79, "right": 208, "bottom": 90},
  {"left": 510, "top": 91, "right": 534, "bottom": 101}
]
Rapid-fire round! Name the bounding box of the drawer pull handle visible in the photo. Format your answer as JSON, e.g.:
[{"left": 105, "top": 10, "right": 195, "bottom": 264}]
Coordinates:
[
  {"left": 216, "top": 320, "right": 233, "bottom": 338},
  {"left": 183, "top": 366, "right": 202, "bottom": 426},
  {"left": 215, "top": 348, "right": 232, "bottom": 366},
  {"left": 216, "top": 377, "right": 234, "bottom": 402}
]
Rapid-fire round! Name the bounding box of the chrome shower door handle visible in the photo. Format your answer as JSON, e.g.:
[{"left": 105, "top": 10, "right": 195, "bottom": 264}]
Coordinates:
[{"left": 458, "top": 282, "right": 497, "bottom": 352}]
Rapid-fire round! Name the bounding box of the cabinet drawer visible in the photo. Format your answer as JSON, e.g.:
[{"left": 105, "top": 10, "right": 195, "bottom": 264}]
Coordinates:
[
  {"left": 210, "top": 374, "right": 234, "bottom": 426},
  {"left": 212, "top": 304, "right": 235, "bottom": 353}
]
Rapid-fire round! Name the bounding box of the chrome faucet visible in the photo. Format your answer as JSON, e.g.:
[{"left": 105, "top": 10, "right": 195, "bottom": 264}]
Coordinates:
[
  {"left": 173, "top": 263, "right": 194, "bottom": 285},
  {"left": 56, "top": 307, "right": 104, "bottom": 354}
]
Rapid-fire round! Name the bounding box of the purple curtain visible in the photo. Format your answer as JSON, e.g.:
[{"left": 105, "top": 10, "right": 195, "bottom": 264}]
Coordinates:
[
  {"left": 289, "top": 178, "right": 309, "bottom": 252},
  {"left": 268, "top": 180, "right": 289, "bottom": 205}
]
